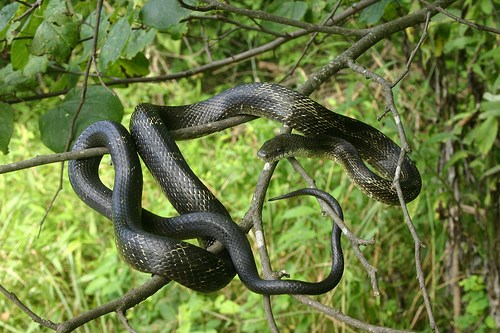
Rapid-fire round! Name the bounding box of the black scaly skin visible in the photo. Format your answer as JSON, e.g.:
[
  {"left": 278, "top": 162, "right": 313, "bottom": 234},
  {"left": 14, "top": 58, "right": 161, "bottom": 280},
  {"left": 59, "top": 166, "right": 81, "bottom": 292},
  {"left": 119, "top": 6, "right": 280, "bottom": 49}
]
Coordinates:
[
  {"left": 68, "top": 121, "right": 235, "bottom": 292},
  {"left": 130, "top": 106, "right": 232, "bottom": 249},
  {"left": 69, "top": 121, "right": 344, "bottom": 294},
  {"left": 140, "top": 83, "right": 422, "bottom": 204}
]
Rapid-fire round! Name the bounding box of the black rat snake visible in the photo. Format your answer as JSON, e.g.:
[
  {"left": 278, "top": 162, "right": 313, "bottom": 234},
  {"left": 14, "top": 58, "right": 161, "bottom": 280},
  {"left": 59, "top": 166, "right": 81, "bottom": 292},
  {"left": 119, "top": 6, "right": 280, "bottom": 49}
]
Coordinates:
[
  {"left": 68, "top": 82, "right": 421, "bottom": 294},
  {"left": 68, "top": 118, "right": 343, "bottom": 294}
]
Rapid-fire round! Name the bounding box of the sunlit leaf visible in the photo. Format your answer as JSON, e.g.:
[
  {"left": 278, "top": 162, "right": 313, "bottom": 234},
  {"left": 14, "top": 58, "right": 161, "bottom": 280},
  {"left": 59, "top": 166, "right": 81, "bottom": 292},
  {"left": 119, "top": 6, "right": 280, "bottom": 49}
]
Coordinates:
[
  {"left": 98, "top": 17, "right": 131, "bottom": 72},
  {"left": 123, "top": 28, "right": 156, "bottom": 59},
  {"left": 30, "top": 9, "right": 79, "bottom": 62},
  {"left": 0, "top": 2, "right": 19, "bottom": 36},
  {"left": 22, "top": 54, "right": 49, "bottom": 76}
]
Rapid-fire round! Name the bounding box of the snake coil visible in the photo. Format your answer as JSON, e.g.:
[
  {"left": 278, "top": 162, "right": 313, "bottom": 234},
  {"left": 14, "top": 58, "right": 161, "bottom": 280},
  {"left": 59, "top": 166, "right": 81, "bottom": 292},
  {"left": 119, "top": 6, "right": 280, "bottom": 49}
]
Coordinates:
[{"left": 69, "top": 83, "right": 421, "bottom": 294}]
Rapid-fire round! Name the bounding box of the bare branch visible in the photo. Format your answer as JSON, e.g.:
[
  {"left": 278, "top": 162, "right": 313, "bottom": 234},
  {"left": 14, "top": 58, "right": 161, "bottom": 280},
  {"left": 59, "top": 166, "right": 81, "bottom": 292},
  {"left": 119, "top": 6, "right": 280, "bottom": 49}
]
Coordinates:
[
  {"left": 0, "top": 148, "right": 108, "bottom": 174},
  {"left": 56, "top": 275, "right": 170, "bottom": 332},
  {"left": 13, "top": 0, "right": 43, "bottom": 22},
  {"left": 0, "top": 284, "right": 58, "bottom": 330}
]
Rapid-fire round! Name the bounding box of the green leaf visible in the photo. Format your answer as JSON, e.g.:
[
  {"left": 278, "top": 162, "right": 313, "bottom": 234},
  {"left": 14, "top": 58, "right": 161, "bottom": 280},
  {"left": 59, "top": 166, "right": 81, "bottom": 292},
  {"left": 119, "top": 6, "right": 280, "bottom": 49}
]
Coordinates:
[
  {"left": 464, "top": 117, "right": 498, "bottom": 156},
  {"left": 38, "top": 86, "right": 124, "bottom": 152},
  {"left": 480, "top": 0, "right": 493, "bottom": 14},
  {"left": 443, "top": 151, "right": 469, "bottom": 174},
  {"left": 0, "top": 64, "right": 36, "bottom": 96},
  {"left": 485, "top": 315, "right": 497, "bottom": 329},
  {"left": 10, "top": 37, "right": 30, "bottom": 69},
  {"left": 280, "top": 205, "right": 317, "bottom": 219},
  {"left": 360, "top": 0, "right": 393, "bottom": 25},
  {"left": 30, "top": 0, "right": 79, "bottom": 62},
  {"left": 0, "top": 2, "right": 19, "bottom": 36},
  {"left": 0, "top": 103, "right": 14, "bottom": 154},
  {"left": 98, "top": 17, "right": 131, "bottom": 72},
  {"left": 108, "top": 53, "right": 150, "bottom": 78},
  {"left": 123, "top": 28, "right": 156, "bottom": 59},
  {"left": 140, "top": 0, "right": 190, "bottom": 31},
  {"left": 4, "top": 19, "right": 20, "bottom": 44},
  {"left": 22, "top": 54, "right": 49, "bottom": 76},
  {"left": 262, "top": 1, "right": 308, "bottom": 32},
  {"left": 482, "top": 164, "right": 500, "bottom": 179},
  {"left": 214, "top": 295, "right": 241, "bottom": 315},
  {"left": 465, "top": 296, "right": 489, "bottom": 316},
  {"left": 444, "top": 36, "right": 479, "bottom": 53},
  {"left": 80, "top": 9, "right": 110, "bottom": 59},
  {"left": 426, "top": 131, "right": 458, "bottom": 144},
  {"left": 10, "top": 6, "right": 43, "bottom": 69}
]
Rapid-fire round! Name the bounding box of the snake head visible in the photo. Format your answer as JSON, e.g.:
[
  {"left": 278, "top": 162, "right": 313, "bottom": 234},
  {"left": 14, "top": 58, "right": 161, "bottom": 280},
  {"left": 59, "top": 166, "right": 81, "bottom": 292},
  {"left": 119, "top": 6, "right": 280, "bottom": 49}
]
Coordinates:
[{"left": 257, "top": 134, "right": 297, "bottom": 162}]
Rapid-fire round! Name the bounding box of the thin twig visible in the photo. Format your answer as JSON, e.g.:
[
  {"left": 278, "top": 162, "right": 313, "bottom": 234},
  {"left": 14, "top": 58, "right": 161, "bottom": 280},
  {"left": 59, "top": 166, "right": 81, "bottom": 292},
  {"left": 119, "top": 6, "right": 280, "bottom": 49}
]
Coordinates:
[
  {"left": 184, "top": 14, "right": 289, "bottom": 38},
  {"left": 420, "top": 0, "right": 500, "bottom": 34},
  {"left": 117, "top": 310, "right": 138, "bottom": 333},
  {"left": 393, "top": 12, "right": 431, "bottom": 87},
  {"left": 281, "top": 1, "right": 343, "bottom": 82},
  {"left": 13, "top": 0, "right": 43, "bottom": 22},
  {"left": 293, "top": 295, "right": 414, "bottom": 333}
]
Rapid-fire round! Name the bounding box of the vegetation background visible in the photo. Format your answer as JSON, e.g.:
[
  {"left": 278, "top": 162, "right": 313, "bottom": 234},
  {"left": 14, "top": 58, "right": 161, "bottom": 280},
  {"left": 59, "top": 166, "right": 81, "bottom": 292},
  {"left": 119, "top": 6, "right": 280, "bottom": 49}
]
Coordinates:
[{"left": 0, "top": 0, "right": 498, "bottom": 332}]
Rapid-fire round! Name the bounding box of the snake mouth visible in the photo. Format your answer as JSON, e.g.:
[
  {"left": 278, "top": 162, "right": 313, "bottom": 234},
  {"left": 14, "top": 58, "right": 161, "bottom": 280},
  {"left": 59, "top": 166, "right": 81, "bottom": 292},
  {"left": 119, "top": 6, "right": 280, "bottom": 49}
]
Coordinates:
[{"left": 256, "top": 149, "right": 271, "bottom": 161}]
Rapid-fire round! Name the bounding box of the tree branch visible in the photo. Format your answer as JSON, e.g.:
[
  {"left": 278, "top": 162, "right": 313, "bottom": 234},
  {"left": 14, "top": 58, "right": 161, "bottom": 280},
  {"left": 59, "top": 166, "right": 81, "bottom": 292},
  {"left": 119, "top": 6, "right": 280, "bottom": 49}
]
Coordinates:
[
  {"left": 0, "top": 148, "right": 108, "bottom": 174},
  {"left": 300, "top": 0, "right": 458, "bottom": 95},
  {"left": 198, "top": 0, "right": 368, "bottom": 37}
]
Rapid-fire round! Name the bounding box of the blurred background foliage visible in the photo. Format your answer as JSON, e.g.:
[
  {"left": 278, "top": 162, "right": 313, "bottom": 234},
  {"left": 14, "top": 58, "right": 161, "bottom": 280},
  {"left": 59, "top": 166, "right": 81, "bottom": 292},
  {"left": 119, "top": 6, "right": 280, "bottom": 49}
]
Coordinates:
[{"left": 0, "top": 0, "right": 499, "bottom": 332}]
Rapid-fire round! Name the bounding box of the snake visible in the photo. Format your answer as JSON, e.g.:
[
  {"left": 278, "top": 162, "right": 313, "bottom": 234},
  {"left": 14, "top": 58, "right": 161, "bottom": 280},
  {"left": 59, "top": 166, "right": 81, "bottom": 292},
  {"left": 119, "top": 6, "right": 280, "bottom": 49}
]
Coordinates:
[
  {"left": 142, "top": 83, "right": 421, "bottom": 204},
  {"left": 68, "top": 120, "right": 344, "bottom": 294},
  {"left": 69, "top": 82, "right": 420, "bottom": 293}
]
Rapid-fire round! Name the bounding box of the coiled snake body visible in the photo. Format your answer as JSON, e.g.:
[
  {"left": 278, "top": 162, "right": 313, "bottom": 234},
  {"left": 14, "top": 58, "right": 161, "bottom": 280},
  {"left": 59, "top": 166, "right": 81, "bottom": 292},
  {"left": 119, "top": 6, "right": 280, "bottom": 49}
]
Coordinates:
[
  {"left": 69, "top": 111, "right": 344, "bottom": 294},
  {"left": 69, "top": 83, "right": 420, "bottom": 294}
]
